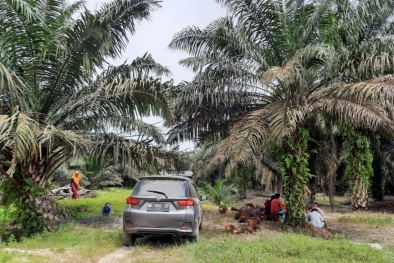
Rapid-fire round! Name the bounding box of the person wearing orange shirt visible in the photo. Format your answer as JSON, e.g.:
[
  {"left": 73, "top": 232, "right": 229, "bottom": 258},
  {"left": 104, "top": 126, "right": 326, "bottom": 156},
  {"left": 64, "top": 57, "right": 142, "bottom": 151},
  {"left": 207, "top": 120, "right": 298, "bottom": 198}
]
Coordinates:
[
  {"left": 70, "top": 171, "right": 81, "bottom": 200},
  {"left": 271, "top": 193, "right": 285, "bottom": 222}
]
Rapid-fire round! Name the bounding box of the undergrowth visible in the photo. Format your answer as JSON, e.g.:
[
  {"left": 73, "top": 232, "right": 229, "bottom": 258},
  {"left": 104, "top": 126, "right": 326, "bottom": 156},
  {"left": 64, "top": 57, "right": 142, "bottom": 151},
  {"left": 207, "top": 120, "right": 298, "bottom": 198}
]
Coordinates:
[
  {"left": 338, "top": 215, "right": 392, "bottom": 225},
  {"left": 0, "top": 222, "right": 123, "bottom": 263},
  {"left": 57, "top": 187, "right": 132, "bottom": 218}
]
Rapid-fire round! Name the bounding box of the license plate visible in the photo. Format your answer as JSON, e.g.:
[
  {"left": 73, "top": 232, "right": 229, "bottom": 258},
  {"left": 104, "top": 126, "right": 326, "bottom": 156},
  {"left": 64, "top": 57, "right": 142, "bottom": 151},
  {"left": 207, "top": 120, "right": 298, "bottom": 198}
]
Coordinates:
[{"left": 147, "top": 202, "right": 170, "bottom": 212}]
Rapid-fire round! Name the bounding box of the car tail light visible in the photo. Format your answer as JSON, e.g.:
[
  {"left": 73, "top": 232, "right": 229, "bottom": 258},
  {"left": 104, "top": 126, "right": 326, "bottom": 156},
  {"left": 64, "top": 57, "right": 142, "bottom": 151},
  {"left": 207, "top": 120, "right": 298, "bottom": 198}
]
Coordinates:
[
  {"left": 178, "top": 197, "right": 194, "bottom": 206},
  {"left": 180, "top": 222, "right": 191, "bottom": 230},
  {"left": 126, "top": 197, "right": 140, "bottom": 205},
  {"left": 125, "top": 220, "right": 134, "bottom": 228}
]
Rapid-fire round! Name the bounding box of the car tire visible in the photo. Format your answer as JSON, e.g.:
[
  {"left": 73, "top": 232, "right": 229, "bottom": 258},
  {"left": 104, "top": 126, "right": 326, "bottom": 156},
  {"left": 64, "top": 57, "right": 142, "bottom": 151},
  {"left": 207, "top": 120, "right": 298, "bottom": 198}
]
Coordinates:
[
  {"left": 199, "top": 217, "right": 203, "bottom": 230},
  {"left": 123, "top": 233, "right": 137, "bottom": 246},
  {"left": 187, "top": 230, "right": 199, "bottom": 243}
]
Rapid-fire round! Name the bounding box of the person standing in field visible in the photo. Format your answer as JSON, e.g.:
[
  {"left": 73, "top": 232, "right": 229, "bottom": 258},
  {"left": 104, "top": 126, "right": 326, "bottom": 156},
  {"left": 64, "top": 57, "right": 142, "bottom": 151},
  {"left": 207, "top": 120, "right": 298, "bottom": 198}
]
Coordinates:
[{"left": 70, "top": 171, "right": 81, "bottom": 200}]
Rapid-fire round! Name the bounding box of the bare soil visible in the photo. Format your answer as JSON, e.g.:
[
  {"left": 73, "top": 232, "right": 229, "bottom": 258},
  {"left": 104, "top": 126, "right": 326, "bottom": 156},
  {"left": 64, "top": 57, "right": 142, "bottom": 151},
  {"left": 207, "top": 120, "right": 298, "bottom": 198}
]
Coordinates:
[{"left": 200, "top": 194, "right": 394, "bottom": 248}]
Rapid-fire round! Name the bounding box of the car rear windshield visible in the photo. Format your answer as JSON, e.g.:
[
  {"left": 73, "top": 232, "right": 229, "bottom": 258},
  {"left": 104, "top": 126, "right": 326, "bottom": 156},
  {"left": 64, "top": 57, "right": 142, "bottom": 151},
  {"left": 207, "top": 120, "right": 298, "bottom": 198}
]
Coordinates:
[{"left": 132, "top": 179, "right": 188, "bottom": 197}]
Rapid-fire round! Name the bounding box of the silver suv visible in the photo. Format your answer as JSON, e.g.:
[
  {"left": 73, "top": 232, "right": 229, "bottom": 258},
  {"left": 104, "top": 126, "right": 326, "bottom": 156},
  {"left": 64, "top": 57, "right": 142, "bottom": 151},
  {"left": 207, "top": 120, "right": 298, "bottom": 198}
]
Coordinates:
[{"left": 123, "top": 174, "right": 206, "bottom": 246}]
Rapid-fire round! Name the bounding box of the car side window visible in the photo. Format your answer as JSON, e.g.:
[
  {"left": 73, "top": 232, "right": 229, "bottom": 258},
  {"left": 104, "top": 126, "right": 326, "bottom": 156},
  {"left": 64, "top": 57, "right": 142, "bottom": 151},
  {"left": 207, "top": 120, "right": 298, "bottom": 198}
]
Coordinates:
[{"left": 190, "top": 184, "right": 198, "bottom": 198}]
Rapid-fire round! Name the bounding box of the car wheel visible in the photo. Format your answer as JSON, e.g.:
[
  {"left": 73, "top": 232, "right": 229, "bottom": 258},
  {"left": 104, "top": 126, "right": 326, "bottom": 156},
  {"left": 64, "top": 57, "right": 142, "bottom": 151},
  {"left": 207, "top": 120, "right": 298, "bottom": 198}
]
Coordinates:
[
  {"left": 187, "top": 230, "right": 199, "bottom": 243},
  {"left": 199, "top": 217, "right": 203, "bottom": 230},
  {"left": 123, "top": 233, "right": 137, "bottom": 246}
]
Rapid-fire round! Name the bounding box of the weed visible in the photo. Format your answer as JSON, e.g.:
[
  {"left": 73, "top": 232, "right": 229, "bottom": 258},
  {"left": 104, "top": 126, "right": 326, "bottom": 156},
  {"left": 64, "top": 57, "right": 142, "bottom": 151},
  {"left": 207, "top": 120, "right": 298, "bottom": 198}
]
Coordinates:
[
  {"left": 57, "top": 188, "right": 132, "bottom": 217},
  {"left": 338, "top": 215, "right": 392, "bottom": 225}
]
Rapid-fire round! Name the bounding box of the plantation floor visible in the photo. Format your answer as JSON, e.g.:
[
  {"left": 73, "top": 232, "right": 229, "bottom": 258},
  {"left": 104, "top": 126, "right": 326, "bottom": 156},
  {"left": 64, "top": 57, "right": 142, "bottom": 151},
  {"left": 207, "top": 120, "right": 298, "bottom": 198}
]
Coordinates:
[
  {"left": 3, "top": 194, "right": 393, "bottom": 262},
  {"left": 69, "top": 194, "right": 394, "bottom": 262},
  {"left": 202, "top": 194, "right": 394, "bottom": 248}
]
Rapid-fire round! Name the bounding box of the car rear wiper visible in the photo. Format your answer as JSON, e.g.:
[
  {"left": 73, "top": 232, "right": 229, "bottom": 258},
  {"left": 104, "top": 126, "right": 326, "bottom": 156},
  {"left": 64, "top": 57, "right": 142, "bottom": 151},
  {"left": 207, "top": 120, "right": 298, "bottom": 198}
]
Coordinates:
[{"left": 147, "top": 190, "right": 168, "bottom": 198}]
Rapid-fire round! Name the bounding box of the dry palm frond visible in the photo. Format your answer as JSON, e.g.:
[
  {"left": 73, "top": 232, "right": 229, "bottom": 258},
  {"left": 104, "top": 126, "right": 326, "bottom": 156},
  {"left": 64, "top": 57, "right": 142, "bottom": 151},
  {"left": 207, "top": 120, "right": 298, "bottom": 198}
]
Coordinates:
[
  {"left": 313, "top": 97, "right": 394, "bottom": 136},
  {"left": 0, "top": 108, "right": 91, "bottom": 177}
]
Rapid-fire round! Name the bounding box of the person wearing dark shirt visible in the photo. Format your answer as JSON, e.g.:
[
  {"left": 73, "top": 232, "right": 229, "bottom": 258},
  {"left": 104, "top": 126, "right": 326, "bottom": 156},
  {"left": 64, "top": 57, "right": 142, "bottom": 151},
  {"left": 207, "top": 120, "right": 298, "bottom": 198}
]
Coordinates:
[
  {"left": 264, "top": 195, "right": 275, "bottom": 215},
  {"left": 102, "top": 203, "right": 111, "bottom": 216}
]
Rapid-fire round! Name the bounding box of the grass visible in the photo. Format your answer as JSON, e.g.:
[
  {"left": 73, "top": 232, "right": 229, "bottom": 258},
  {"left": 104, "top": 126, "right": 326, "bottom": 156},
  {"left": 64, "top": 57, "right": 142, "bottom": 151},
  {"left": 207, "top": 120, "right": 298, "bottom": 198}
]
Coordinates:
[
  {"left": 338, "top": 215, "right": 393, "bottom": 225},
  {"left": 0, "top": 249, "right": 48, "bottom": 263},
  {"left": 200, "top": 200, "right": 220, "bottom": 212},
  {"left": 1, "top": 226, "right": 392, "bottom": 263},
  {"left": 314, "top": 195, "right": 350, "bottom": 204},
  {"left": 57, "top": 187, "right": 132, "bottom": 218},
  {"left": 117, "top": 231, "right": 393, "bottom": 263},
  {"left": 0, "top": 222, "right": 123, "bottom": 263},
  {"left": 183, "top": 233, "right": 393, "bottom": 263},
  {"left": 1, "top": 189, "right": 394, "bottom": 263}
]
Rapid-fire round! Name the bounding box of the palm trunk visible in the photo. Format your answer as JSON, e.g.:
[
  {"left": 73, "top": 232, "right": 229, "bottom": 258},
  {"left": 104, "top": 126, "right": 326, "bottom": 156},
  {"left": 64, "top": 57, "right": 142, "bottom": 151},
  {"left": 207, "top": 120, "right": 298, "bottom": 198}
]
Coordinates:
[
  {"left": 0, "top": 147, "right": 73, "bottom": 233},
  {"left": 342, "top": 127, "right": 373, "bottom": 210},
  {"left": 350, "top": 176, "right": 368, "bottom": 209},
  {"left": 34, "top": 195, "right": 72, "bottom": 231},
  {"left": 371, "top": 137, "right": 384, "bottom": 201},
  {"left": 279, "top": 127, "right": 313, "bottom": 227},
  {"left": 324, "top": 134, "right": 339, "bottom": 210},
  {"left": 19, "top": 154, "right": 72, "bottom": 231}
]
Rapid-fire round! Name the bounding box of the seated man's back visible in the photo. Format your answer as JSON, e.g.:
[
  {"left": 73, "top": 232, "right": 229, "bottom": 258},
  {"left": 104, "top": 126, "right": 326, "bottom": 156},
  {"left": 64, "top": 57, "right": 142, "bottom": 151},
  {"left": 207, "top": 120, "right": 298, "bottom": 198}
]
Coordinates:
[
  {"left": 271, "top": 198, "right": 281, "bottom": 215},
  {"left": 305, "top": 209, "right": 324, "bottom": 228}
]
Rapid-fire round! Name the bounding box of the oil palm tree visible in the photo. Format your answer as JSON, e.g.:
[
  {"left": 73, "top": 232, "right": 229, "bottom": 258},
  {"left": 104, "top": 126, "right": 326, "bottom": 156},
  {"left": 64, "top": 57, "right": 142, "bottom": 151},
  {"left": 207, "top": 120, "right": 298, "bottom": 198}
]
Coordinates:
[
  {"left": 168, "top": 0, "right": 394, "bottom": 226},
  {"left": 0, "top": 0, "right": 176, "bottom": 233}
]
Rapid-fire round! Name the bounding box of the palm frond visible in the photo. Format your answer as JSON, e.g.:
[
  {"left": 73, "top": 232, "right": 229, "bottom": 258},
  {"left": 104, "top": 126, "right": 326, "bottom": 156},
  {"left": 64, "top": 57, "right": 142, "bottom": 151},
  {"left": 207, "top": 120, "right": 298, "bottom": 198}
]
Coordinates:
[
  {"left": 89, "top": 132, "right": 178, "bottom": 171},
  {"left": 0, "top": 63, "right": 33, "bottom": 112},
  {"left": 95, "top": 0, "right": 161, "bottom": 58}
]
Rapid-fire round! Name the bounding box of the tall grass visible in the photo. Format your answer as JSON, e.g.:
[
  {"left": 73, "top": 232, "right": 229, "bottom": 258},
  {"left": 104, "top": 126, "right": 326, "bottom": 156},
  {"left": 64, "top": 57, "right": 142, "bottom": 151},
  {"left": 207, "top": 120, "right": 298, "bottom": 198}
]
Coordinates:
[
  {"left": 2, "top": 227, "right": 392, "bottom": 263},
  {"left": 118, "top": 231, "right": 393, "bottom": 263},
  {"left": 57, "top": 187, "right": 132, "bottom": 217},
  {"left": 338, "top": 215, "right": 392, "bottom": 225},
  {"left": 0, "top": 223, "right": 123, "bottom": 263},
  {"left": 180, "top": 233, "right": 392, "bottom": 263}
]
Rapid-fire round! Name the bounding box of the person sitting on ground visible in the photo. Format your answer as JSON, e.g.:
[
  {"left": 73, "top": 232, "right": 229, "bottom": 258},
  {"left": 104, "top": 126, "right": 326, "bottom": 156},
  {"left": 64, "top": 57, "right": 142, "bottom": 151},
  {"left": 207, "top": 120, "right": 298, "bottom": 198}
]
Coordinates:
[
  {"left": 305, "top": 187, "right": 312, "bottom": 213},
  {"left": 312, "top": 202, "right": 325, "bottom": 219},
  {"left": 305, "top": 207, "right": 325, "bottom": 228},
  {"left": 264, "top": 195, "right": 275, "bottom": 218},
  {"left": 102, "top": 203, "right": 111, "bottom": 216},
  {"left": 271, "top": 193, "right": 285, "bottom": 222}
]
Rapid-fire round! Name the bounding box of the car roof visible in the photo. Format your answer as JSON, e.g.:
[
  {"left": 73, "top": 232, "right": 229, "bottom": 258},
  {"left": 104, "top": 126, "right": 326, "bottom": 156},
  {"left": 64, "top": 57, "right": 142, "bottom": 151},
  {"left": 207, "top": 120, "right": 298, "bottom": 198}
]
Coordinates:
[
  {"left": 139, "top": 175, "right": 194, "bottom": 183},
  {"left": 159, "top": 170, "right": 193, "bottom": 178}
]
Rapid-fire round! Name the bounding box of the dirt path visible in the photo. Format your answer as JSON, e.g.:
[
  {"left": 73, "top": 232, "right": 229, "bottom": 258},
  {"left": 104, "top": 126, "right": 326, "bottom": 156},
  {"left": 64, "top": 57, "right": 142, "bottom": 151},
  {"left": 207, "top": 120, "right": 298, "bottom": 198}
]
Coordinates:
[{"left": 97, "top": 247, "right": 132, "bottom": 263}]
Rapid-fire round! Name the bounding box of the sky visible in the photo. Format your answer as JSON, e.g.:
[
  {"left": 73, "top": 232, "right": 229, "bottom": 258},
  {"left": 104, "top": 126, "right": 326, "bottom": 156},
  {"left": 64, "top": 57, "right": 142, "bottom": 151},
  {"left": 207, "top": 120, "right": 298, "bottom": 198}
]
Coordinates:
[
  {"left": 83, "top": 0, "right": 227, "bottom": 84},
  {"left": 79, "top": 0, "right": 227, "bottom": 150}
]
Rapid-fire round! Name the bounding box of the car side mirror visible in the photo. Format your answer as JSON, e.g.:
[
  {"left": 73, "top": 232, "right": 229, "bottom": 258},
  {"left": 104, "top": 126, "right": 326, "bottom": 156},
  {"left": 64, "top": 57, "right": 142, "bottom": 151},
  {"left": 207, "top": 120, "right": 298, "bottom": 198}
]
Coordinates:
[{"left": 200, "top": 195, "right": 207, "bottom": 201}]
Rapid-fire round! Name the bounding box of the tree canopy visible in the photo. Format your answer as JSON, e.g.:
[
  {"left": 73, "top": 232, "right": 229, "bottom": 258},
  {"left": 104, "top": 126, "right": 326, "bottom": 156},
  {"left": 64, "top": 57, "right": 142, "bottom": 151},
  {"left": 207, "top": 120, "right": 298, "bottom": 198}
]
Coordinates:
[
  {"left": 0, "top": 0, "right": 179, "bottom": 233},
  {"left": 168, "top": 0, "right": 394, "bottom": 226}
]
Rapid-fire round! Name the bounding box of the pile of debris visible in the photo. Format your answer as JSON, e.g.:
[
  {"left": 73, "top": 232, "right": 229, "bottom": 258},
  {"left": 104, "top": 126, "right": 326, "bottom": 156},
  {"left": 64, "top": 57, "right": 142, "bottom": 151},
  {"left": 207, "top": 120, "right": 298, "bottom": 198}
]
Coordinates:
[
  {"left": 223, "top": 202, "right": 265, "bottom": 234},
  {"left": 49, "top": 186, "right": 96, "bottom": 199}
]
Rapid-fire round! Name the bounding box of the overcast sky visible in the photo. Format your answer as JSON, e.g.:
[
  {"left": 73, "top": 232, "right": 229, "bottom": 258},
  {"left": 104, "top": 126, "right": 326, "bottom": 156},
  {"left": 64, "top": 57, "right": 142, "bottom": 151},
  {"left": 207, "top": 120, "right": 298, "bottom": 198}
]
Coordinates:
[
  {"left": 83, "top": 0, "right": 226, "bottom": 84},
  {"left": 78, "top": 0, "right": 227, "bottom": 150}
]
